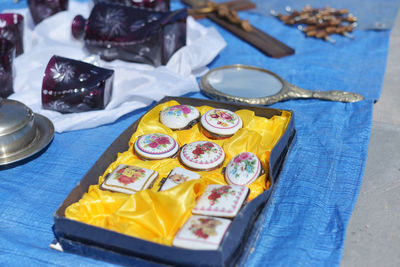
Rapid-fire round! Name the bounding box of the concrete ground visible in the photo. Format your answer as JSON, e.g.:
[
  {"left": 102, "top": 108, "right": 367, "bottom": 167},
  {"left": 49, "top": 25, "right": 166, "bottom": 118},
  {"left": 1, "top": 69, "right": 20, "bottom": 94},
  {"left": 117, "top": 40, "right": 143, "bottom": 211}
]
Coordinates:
[{"left": 341, "top": 8, "right": 400, "bottom": 267}]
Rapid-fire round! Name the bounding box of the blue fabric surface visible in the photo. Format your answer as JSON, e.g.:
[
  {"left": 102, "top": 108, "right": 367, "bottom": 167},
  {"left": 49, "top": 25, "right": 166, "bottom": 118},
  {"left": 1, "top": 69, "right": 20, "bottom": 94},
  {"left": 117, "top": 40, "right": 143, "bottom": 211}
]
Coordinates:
[
  {"left": 247, "top": 0, "right": 400, "bottom": 30},
  {"left": 0, "top": 0, "right": 394, "bottom": 266},
  {"left": 240, "top": 100, "right": 373, "bottom": 266}
]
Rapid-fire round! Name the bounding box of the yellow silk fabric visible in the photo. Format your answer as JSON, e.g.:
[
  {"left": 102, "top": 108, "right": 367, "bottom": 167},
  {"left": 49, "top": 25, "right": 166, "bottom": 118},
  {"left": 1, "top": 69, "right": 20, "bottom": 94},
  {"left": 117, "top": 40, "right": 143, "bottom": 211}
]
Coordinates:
[{"left": 65, "top": 100, "right": 291, "bottom": 246}]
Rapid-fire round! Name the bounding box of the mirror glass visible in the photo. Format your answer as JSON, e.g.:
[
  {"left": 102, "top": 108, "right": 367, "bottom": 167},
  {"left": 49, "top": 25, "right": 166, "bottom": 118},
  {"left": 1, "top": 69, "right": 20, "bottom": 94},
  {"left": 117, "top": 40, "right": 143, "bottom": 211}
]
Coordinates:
[{"left": 207, "top": 67, "right": 283, "bottom": 98}]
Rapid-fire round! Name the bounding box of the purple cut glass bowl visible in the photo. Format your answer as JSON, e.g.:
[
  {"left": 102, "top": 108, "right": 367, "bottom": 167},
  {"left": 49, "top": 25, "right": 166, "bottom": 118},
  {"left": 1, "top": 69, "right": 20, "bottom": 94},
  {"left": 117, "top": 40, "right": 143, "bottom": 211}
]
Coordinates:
[
  {"left": 71, "top": 2, "right": 187, "bottom": 66},
  {"left": 0, "top": 38, "right": 16, "bottom": 98},
  {"left": 42, "top": 55, "right": 114, "bottom": 113},
  {"left": 93, "top": 0, "right": 170, "bottom": 11},
  {"left": 28, "top": 0, "right": 68, "bottom": 25},
  {"left": 0, "top": 13, "right": 24, "bottom": 56}
]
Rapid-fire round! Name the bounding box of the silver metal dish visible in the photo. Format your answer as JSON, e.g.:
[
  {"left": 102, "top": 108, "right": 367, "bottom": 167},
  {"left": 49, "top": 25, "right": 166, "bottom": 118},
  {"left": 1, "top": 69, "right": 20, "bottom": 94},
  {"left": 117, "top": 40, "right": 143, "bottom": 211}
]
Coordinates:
[
  {"left": 200, "top": 64, "right": 364, "bottom": 105},
  {"left": 0, "top": 99, "right": 54, "bottom": 165}
]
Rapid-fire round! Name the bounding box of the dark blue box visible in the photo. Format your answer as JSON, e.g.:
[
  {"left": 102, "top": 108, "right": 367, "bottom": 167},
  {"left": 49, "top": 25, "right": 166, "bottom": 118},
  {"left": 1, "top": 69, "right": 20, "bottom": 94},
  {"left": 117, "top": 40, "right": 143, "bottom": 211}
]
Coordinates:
[{"left": 53, "top": 96, "right": 296, "bottom": 266}]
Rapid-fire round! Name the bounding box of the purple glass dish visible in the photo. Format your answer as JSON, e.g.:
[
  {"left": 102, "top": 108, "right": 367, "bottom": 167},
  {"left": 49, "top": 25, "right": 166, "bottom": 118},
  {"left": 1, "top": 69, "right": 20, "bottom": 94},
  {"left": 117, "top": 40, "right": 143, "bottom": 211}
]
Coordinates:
[
  {"left": 93, "top": 0, "right": 170, "bottom": 12},
  {"left": 0, "top": 38, "right": 15, "bottom": 98},
  {"left": 42, "top": 55, "right": 114, "bottom": 113},
  {"left": 71, "top": 3, "right": 187, "bottom": 66},
  {"left": 28, "top": 0, "right": 68, "bottom": 25},
  {"left": 0, "top": 13, "right": 24, "bottom": 56}
]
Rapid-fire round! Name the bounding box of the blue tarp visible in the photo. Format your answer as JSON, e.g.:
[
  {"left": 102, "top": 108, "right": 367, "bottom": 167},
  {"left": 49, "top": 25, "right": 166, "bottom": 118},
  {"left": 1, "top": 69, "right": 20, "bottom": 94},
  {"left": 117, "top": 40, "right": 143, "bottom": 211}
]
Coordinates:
[{"left": 0, "top": 0, "right": 395, "bottom": 266}]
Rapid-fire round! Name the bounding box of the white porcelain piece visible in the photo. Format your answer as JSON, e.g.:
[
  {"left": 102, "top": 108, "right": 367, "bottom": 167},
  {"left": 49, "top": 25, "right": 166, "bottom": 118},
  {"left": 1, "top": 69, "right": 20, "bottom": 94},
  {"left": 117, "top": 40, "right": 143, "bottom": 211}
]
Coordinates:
[
  {"left": 160, "top": 105, "right": 200, "bottom": 130},
  {"left": 200, "top": 108, "right": 242, "bottom": 138},
  {"left": 134, "top": 133, "right": 179, "bottom": 160},
  {"left": 101, "top": 164, "right": 158, "bottom": 194},
  {"left": 225, "top": 152, "right": 262, "bottom": 186},
  {"left": 179, "top": 141, "right": 225, "bottom": 171},
  {"left": 173, "top": 215, "right": 231, "bottom": 250},
  {"left": 159, "top": 167, "right": 201, "bottom": 191},
  {"left": 192, "top": 184, "right": 249, "bottom": 218}
]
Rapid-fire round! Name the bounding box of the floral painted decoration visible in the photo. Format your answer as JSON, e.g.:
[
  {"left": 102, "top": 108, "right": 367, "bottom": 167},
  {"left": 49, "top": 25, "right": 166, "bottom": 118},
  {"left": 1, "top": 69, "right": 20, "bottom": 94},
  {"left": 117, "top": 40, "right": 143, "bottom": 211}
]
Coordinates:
[
  {"left": 189, "top": 217, "right": 222, "bottom": 239},
  {"left": 114, "top": 166, "right": 146, "bottom": 185},
  {"left": 101, "top": 164, "right": 158, "bottom": 194},
  {"left": 170, "top": 173, "right": 189, "bottom": 184},
  {"left": 180, "top": 141, "right": 225, "bottom": 170},
  {"left": 231, "top": 152, "right": 256, "bottom": 178},
  {"left": 192, "top": 142, "right": 218, "bottom": 159},
  {"left": 225, "top": 152, "right": 261, "bottom": 186},
  {"left": 173, "top": 215, "right": 232, "bottom": 249},
  {"left": 207, "top": 185, "right": 236, "bottom": 206},
  {"left": 200, "top": 108, "right": 242, "bottom": 138},
  {"left": 163, "top": 105, "right": 194, "bottom": 118},
  {"left": 142, "top": 134, "right": 171, "bottom": 149},
  {"left": 159, "top": 167, "right": 201, "bottom": 191},
  {"left": 208, "top": 109, "right": 236, "bottom": 127},
  {"left": 192, "top": 184, "right": 249, "bottom": 218},
  {"left": 160, "top": 104, "right": 200, "bottom": 130},
  {"left": 135, "top": 133, "right": 178, "bottom": 159}
]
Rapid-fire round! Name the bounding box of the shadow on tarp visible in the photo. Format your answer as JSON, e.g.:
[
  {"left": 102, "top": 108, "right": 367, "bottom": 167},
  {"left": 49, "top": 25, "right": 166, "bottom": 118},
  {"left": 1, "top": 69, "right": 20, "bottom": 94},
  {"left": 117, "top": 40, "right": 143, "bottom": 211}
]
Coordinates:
[{"left": 0, "top": 139, "right": 53, "bottom": 171}]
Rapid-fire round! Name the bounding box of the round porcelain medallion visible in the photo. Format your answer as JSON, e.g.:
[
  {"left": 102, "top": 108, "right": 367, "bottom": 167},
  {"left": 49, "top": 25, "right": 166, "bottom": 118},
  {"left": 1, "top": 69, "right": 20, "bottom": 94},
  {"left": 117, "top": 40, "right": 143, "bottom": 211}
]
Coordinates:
[
  {"left": 180, "top": 141, "right": 225, "bottom": 170},
  {"left": 134, "top": 133, "right": 178, "bottom": 160},
  {"left": 200, "top": 108, "right": 242, "bottom": 137}
]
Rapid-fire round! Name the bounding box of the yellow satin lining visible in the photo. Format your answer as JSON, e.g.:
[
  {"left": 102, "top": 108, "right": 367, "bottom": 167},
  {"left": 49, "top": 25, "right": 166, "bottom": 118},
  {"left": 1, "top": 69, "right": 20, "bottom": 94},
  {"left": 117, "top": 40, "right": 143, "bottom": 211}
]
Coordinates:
[{"left": 65, "top": 100, "right": 291, "bottom": 246}]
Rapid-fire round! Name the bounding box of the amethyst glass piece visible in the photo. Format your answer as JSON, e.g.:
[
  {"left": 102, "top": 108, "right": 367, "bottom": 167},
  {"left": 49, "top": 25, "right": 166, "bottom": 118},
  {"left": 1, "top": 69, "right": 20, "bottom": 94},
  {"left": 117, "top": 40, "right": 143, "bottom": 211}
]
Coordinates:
[
  {"left": 42, "top": 55, "right": 114, "bottom": 113},
  {"left": 71, "top": 3, "right": 187, "bottom": 66},
  {"left": 28, "top": 0, "right": 68, "bottom": 25},
  {"left": 0, "top": 38, "right": 15, "bottom": 98},
  {"left": 93, "top": 0, "right": 170, "bottom": 12},
  {"left": 0, "top": 13, "right": 24, "bottom": 56}
]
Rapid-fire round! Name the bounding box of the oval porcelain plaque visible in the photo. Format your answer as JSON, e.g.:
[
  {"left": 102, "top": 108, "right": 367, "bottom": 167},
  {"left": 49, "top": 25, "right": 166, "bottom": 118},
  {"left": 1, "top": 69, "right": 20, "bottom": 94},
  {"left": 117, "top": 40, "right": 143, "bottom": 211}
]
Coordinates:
[{"left": 225, "top": 152, "right": 261, "bottom": 185}]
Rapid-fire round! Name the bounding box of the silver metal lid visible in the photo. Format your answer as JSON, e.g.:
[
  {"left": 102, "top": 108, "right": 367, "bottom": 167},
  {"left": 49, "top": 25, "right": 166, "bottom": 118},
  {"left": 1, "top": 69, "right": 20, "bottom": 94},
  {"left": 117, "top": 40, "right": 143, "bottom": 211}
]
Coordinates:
[
  {"left": 0, "top": 99, "right": 34, "bottom": 136},
  {"left": 0, "top": 98, "right": 55, "bottom": 165}
]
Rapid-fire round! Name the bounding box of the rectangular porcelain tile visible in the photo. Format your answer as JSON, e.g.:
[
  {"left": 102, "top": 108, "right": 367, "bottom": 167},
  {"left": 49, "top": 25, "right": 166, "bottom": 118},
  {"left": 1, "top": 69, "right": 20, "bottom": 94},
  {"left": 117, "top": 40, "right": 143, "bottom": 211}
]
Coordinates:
[
  {"left": 192, "top": 184, "right": 249, "bottom": 218},
  {"left": 101, "top": 164, "right": 158, "bottom": 194},
  {"left": 173, "top": 215, "right": 231, "bottom": 250},
  {"left": 159, "top": 167, "right": 201, "bottom": 191}
]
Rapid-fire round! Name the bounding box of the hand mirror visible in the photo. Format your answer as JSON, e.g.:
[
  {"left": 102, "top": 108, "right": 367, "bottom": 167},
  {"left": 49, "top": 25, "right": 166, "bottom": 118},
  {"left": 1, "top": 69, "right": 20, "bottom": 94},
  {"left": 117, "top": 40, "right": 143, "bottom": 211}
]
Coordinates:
[{"left": 200, "top": 65, "right": 364, "bottom": 105}]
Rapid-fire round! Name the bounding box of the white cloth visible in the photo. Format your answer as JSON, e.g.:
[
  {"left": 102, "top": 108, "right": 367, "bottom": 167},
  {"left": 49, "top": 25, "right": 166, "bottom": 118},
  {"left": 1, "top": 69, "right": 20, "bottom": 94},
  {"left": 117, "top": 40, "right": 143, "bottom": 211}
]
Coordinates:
[{"left": 7, "top": 1, "right": 226, "bottom": 132}]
